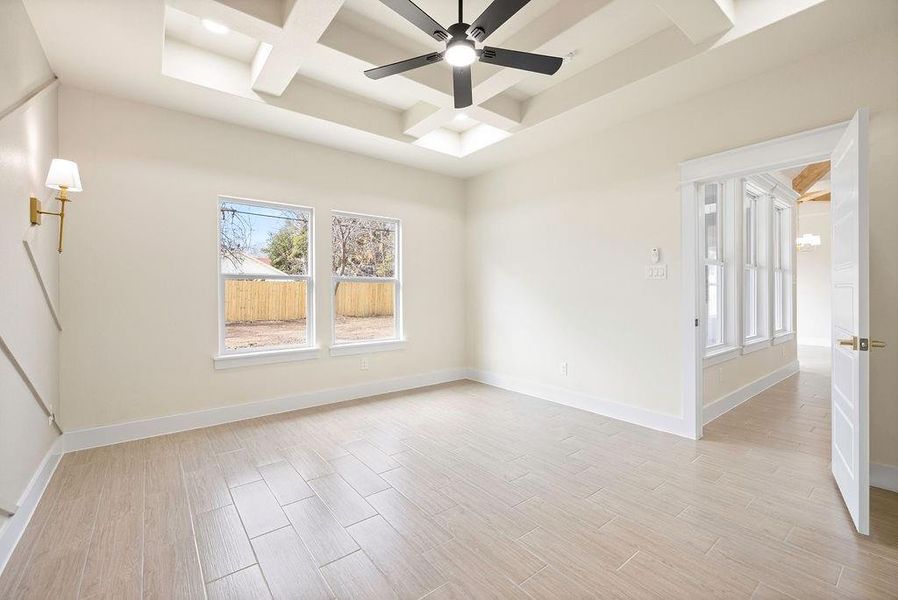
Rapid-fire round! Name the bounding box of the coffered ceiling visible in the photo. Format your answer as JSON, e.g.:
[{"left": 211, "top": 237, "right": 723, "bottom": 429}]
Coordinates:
[{"left": 21, "top": 0, "right": 897, "bottom": 177}]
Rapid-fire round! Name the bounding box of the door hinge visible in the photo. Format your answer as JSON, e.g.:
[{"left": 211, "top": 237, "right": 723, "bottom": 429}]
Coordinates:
[{"left": 695, "top": 318, "right": 699, "bottom": 327}]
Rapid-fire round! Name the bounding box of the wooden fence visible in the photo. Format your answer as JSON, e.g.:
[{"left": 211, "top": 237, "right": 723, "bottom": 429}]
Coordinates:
[{"left": 225, "top": 280, "right": 393, "bottom": 322}]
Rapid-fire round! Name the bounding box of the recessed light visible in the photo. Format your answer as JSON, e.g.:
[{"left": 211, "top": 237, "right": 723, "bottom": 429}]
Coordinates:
[{"left": 201, "top": 19, "right": 229, "bottom": 35}]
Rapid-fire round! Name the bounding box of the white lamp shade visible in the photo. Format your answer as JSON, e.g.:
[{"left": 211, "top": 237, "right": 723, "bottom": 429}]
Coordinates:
[{"left": 45, "top": 159, "right": 82, "bottom": 192}]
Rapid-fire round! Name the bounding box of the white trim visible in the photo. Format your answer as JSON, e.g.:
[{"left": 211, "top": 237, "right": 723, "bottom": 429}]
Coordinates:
[
  {"left": 329, "top": 339, "right": 406, "bottom": 357},
  {"left": 772, "top": 332, "right": 794, "bottom": 346},
  {"left": 703, "top": 347, "right": 739, "bottom": 367},
  {"left": 213, "top": 346, "right": 321, "bottom": 369},
  {"left": 468, "top": 369, "right": 692, "bottom": 439},
  {"left": 0, "top": 437, "right": 63, "bottom": 577},
  {"left": 62, "top": 368, "right": 466, "bottom": 452},
  {"left": 679, "top": 121, "right": 848, "bottom": 184},
  {"left": 741, "top": 338, "right": 772, "bottom": 355},
  {"left": 22, "top": 230, "right": 61, "bottom": 332},
  {"left": 871, "top": 463, "right": 898, "bottom": 493},
  {"left": 681, "top": 118, "right": 849, "bottom": 439},
  {"left": 798, "top": 336, "right": 831, "bottom": 347},
  {"left": 703, "top": 360, "right": 799, "bottom": 424}
]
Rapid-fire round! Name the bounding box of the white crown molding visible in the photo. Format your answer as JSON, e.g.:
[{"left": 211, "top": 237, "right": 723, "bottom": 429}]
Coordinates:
[{"left": 703, "top": 360, "right": 799, "bottom": 424}]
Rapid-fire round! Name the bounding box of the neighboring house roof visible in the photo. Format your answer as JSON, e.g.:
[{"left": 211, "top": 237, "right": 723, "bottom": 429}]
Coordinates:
[{"left": 220, "top": 252, "right": 287, "bottom": 276}]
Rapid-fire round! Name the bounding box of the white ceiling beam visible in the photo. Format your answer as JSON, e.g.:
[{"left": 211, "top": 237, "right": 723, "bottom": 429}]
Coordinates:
[
  {"left": 251, "top": 0, "right": 346, "bottom": 96},
  {"left": 471, "top": 0, "right": 616, "bottom": 106},
  {"left": 321, "top": 18, "right": 522, "bottom": 138},
  {"left": 166, "top": 0, "right": 281, "bottom": 43},
  {"left": 653, "top": 0, "right": 735, "bottom": 44}
]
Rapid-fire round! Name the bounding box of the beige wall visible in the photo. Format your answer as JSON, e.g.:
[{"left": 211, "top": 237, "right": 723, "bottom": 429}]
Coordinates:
[
  {"left": 58, "top": 87, "right": 467, "bottom": 431},
  {"left": 703, "top": 343, "right": 797, "bottom": 406},
  {"left": 466, "top": 28, "right": 898, "bottom": 466},
  {"left": 797, "top": 202, "right": 832, "bottom": 346},
  {"left": 0, "top": 0, "right": 59, "bottom": 535}
]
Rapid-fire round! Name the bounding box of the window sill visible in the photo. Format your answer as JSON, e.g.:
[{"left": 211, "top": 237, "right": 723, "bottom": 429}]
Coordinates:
[
  {"left": 742, "top": 338, "right": 772, "bottom": 355},
  {"left": 773, "top": 332, "right": 795, "bottom": 346},
  {"left": 704, "top": 346, "right": 739, "bottom": 367},
  {"left": 329, "top": 339, "right": 406, "bottom": 357},
  {"left": 214, "top": 346, "right": 320, "bottom": 370}
]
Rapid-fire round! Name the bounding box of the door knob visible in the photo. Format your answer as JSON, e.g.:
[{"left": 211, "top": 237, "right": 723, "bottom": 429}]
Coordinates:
[
  {"left": 871, "top": 340, "right": 888, "bottom": 350},
  {"left": 838, "top": 337, "right": 858, "bottom": 350}
]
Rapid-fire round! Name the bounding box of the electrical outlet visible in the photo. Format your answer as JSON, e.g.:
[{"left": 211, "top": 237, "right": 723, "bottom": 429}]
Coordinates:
[
  {"left": 560, "top": 361, "right": 568, "bottom": 376},
  {"left": 360, "top": 357, "right": 369, "bottom": 371}
]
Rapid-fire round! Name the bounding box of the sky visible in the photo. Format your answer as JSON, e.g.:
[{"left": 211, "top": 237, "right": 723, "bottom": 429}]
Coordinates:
[{"left": 221, "top": 200, "right": 305, "bottom": 258}]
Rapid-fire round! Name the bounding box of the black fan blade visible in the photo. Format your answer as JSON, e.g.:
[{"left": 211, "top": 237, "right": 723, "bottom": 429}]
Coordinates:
[
  {"left": 479, "top": 46, "right": 562, "bottom": 75},
  {"left": 468, "top": 0, "right": 529, "bottom": 42},
  {"left": 452, "top": 66, "right": 472, "bottom": 108},
  {"left": 379, "top": 0, "right": 450, "bottom": 42},
  {"left": 365, "top": 52, "right": 443, "bottom": 80}
]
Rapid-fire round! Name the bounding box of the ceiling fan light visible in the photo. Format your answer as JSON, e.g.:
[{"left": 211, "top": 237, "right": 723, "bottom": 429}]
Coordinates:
[{"left": 445, "top": 42, "right": 476, "bottom": 67}]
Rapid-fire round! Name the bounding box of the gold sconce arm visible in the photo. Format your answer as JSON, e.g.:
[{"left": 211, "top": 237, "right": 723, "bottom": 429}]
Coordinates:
[{"left": 29, "top": 188, "right": 69, "bottom": 253}]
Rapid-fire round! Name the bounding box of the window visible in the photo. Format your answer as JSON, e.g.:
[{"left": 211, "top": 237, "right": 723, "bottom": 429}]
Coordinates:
[
  {"left": 773, "top": 202, "right": 793, "bottom": 336},
  {"left": 701, "top": 181, "right": 736, "bottom": 357},
  {"left": 331, "top": 212, "right": 401, "bottom": 347},
  {"left": 703, "top": 183, "right": 725, "bottom": 350},
  {"left": 218, "top": 198, "right": 313, "bottom": 354},
  {"left": 742, "top": 182, "right": 768, "bottom": 345}
]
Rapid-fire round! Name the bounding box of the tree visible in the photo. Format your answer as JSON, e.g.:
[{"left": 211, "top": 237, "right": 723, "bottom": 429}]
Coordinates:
[
  {"left": 265, "top": 219, "right": 309, "bottom": 275},
  {"left": 219, "top": 203, "right": 252, "bottom": 268},
  {"left": 331, "top": 215, "right": 395, "bottom": 278}
]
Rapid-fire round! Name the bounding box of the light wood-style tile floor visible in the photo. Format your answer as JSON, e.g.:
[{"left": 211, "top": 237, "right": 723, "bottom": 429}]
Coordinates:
[{"left": 2, "top": 370, "right": 897, "bottom": 599}]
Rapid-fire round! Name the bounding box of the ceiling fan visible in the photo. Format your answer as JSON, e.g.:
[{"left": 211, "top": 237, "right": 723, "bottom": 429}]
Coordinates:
[{"left": 364, "top": 0, "right": 563, "bottom": 109}]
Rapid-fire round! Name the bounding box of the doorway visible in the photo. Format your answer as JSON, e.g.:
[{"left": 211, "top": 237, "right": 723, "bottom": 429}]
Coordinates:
[{"left": 679, "top": 113, "right": 872, "bottom": 533}]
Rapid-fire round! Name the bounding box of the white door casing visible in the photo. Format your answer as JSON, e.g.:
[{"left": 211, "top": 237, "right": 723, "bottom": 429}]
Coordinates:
[{"left": 829, "top": 109, "right": 870, "bottom": 535}]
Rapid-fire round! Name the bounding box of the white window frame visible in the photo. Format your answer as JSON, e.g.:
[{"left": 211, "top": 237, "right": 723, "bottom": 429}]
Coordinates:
[
  {"left": 214, "top": 196, "right": 317, "bottom": 369},
  {"left": 329, "top": 210, "right": 404, "bottom": 356},
  {"left": 742, "top": 179, "right": 770, "bottom": 351},
  {"left": 701, "top": 180, "right": 738, "bottom": 362},
  {"left": 772, "top": 199, "right": 794, "bottom": 339}
]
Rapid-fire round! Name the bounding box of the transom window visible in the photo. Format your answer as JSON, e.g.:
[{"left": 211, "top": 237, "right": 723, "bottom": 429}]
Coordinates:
[
  {"left": 218, "top": 198, "right": 313, "bottom": 354},
  {"left": 331, "top": 211, "right": 401, "bottom": 346}
]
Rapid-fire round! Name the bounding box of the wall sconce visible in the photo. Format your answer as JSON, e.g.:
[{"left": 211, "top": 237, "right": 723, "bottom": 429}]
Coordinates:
[
  {"left": 796, "top": 233, "right": 822, "bottom": 252},
  {"left": 30, "top": 159, "right": 82, "bottom": 253}
]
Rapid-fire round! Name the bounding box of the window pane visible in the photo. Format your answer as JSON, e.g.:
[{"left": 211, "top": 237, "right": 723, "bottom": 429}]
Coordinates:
[
  {"left": 744, "top": 193, "right": 757, "bottom": 266},
  {"left": 332, "top": 215, "right": 397, "bottom": 277},
  {"left": 334, "top": 281, "right": 396, "bottom": 343},
  {"left": 705, "top": 265, "right": 723, "bottom": 348},
  {"left": 744, "top": 268, "right": 758, "bottom": 339},
  {"left": 773, "top": 208, "right": 783, "bottom": 270},
  {"left": 703, "top": 184, "right": 720, "bottom": 261},
  {"left": 774, "top": 271, "right": 784, "bottom": 332},
  {"left": 220, "top": 201, "right": 310, "bottom": 276},
  {"left": 224, "top": 279, "right": 308, "bottom": 349}
]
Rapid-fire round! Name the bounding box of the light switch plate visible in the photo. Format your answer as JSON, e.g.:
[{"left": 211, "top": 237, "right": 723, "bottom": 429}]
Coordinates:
[{"left": 645, "top": 264, "right": 668, "bottom": 279}]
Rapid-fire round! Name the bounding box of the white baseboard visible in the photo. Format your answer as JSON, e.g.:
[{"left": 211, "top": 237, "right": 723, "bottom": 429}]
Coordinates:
[
  {"left": 467, "top": 369, "right": 692, "bottom": 438},
  {"left": 0, "top": 436, "right": 63, "bottom": 577},
  {"left": 798, "top": 337, "right": 831, "bottom": 348},
  {"left": 703, "top": 360, "right": 800, "bottom": 424},
  {"left": 871, "top": 463, "right": 898, "bottom": 493},
  {"left": 63, "top": 368, "right": 467, "bottom": 452}
]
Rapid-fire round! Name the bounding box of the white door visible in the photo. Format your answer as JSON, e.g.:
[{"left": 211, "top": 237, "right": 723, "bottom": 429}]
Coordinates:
[{"left": 830, "top": 109, "right": 870, "bottom": 534}]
